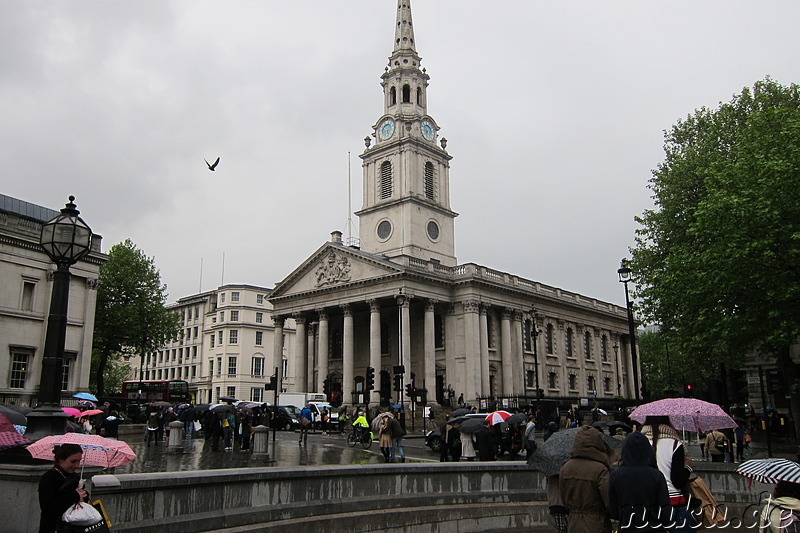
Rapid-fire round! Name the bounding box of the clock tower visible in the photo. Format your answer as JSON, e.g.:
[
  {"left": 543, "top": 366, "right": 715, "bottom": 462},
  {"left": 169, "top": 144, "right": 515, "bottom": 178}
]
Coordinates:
[{"left": 356, "top": 0, "right": 458, "bottom": 267}]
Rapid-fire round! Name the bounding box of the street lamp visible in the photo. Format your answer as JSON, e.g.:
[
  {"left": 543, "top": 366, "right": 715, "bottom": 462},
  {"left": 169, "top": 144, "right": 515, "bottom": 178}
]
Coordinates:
[
  {"left": 617, "top": 259, "right": 640, "bottom": 400},
  {"left": 612, "top": 343, "right": 620, "bottom": 395},
  {"left": 529, "top": 307, "right": 542, "bottom": 402},
  {"left": 26, "top": 196, "right": 93, "bottom": 441}
]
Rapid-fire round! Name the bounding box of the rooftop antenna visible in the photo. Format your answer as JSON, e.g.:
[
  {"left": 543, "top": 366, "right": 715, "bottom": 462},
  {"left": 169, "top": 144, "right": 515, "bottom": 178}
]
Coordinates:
[
  {"left": 221, "top": 251, "right": 225, "bottom": 286},
  {"left": 345, "top": 151, "right": 358, "bottom": 246},
  {"left": 199, "top": 257, "right": 204, "bottom": 293}
]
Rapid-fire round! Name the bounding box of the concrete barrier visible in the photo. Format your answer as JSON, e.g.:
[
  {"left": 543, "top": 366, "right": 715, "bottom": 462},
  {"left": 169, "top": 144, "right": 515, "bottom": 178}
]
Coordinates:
[{"left": 0, "top": 460, "right": 777, "bottom": 532}]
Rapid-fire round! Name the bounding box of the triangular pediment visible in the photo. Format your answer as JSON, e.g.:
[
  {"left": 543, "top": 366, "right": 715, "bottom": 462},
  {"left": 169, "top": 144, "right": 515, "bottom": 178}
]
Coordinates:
[{"left": 269, "top": 243, "right": 405, "bottom": 300}]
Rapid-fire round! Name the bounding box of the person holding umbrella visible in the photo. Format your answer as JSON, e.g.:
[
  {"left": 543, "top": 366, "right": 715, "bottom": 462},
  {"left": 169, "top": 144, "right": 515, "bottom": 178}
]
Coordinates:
[
  {"left": 641, "top": 416, "right": 696, "bottom": 532},
  {"left": 38, "top": 443, "right": 88, "bottom": 533},
  {"left": 558, "top": 426, "right": 613, "bottom": 533}
]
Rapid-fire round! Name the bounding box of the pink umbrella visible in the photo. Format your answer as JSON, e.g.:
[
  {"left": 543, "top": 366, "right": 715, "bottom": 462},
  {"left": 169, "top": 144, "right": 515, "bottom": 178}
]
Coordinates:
[
  {"left": 0, "top": 413, "right": 30, "bottom": 451},
  {"left": 26, "top": 433, "right": 136, "bottom": 468},
  {"left": 629, "top": 398, "right": 736, "bottom": 433},
  {"left": 485, "top": 410, "right": 513, "bottom": 426},
  {"left": 62, "top": 407, "right": 82, "bottom": 418},
  {"left": 80, "top": 409, "right": 104, "bottom": 417}
]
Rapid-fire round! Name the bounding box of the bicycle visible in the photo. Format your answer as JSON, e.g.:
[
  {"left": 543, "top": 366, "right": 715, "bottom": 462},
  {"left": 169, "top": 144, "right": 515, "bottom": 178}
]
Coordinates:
[{"left": 347, "top": 428, "right": 373, "bottom": 449}]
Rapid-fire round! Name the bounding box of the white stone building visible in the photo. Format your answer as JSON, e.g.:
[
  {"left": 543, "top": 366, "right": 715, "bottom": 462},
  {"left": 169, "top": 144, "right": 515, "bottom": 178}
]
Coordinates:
[
  {"left": 268, "top": 1, "right": 639, "bottom": 409},
  {"left": 0, "top": 194, "right": 105, "bottom": 405},
  {"left": 145, "top": 284, "right": 295, "bottom": 404}
]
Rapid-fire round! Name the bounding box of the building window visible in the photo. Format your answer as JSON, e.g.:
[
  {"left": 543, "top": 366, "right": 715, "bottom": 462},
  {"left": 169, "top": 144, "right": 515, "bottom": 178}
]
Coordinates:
[
  {"left": 255, "top": 331, "right": 263, "bottom": 346},
  {"left": 195, "top": 306, "right": 199, "bottom": 319},
  {"left": 230, "top": 310, "right": 239, "bottom": 322},
  {"left": 282, "top": 357, "right": 288, "bottom": 381},
  {"left": 390, "top": 86, "right": 397, "bottom": 106},
  {"left": 210, "top": 335, "right": 215, "bottom": 348},
  {"left": 227, "top": 386, "right": 236, "bottom": 398},
  {"left": 545, "top": 324, "right": 554, "bottom": 354},
  {"left": 187, "top": 307, "right": 192, "bottom": 320},
  {"left": 524, "top": 319, "right": 532, "bottom": 352},
  {"left": 221, "top": 293, "right": 226, "bottom": 304},
  {"left": 566, "top": 328, "right": 574, "bottom": 358},
  {"left": 525, "top": 370, "right": 534, "bottom": 388},
  {"left": 251, "top": 387, "right": 263, "bottom": 403},
  {"left": 158, "top": 369, "right": 163, "bottom": 379},
  {"left": 220, "top": 311, "right": 225, "bottom": 322},
  {"left": 209, "top": 360, "right": 214, "bottom": 377},
  {"left": 178, "top": 367, "right": 182, "bottom": 379},
  {"left": 61, "top": 356, "right": 72, "bottom": 391},
  {"left": 604, "top": 376, "right": 612, "bottom": 393},
  {"left": 217, "top": 357, "right": 222, "bottom": 376},
  {"left": 229, "top": 330, "right": 238, "bottom": 344},
  {"left": 170, "top": 368, "right": 176, "bottom": 379},
  {"left": 402, "top": 84, "right": 411, "bottom": 103},
  {"left": 256, "top": 312, "right": 263, "bottom": 324},
  {"left": 257, "top": 294, "right": 264, "bottom": 305},
  {"left": 228, "top": 357, "right": 237, "bottom": 377},
  {"left": 21, "top": 281, "right": 36, "bottom": 311},
  {"left": 251, "top": 357, "right": 264, "bottom": 378},
  {"left": 584, "top": 331, "right": 592, "bottom": 359},
  {"left": 215, "top": 387, "right": 221, "bottom": 402},
  {"left": 548, "top": 372, "right": 557, "bottom": 389},
  {"left": 568, "top": 373, "right": 577, "bottom": 390},
  {"left": 380, "top": 161, "right": 393, "bottom": 199},
  {"left": 330, "top": 328, "right": 342, "bottom": 360},
  {"left": 193, "top": 327, "right": 198, "bottom": 339},
  {"left": 218, "top": 331, "right": 223, "bottom": 345},
  {"left": 601, "top": 335, "right": 608, "bottom": 362},
  {"left": 231, "top": 292, "right": 240, "bottom": 302},
  {"left": 424, "top": 162, "right": 435, "bottom": 200},
  {"left": 588, "top": 375, "right": 596, "bottom": 393},
  {"left": 416, "top": 86, "right": 423, "bottom": 106},
  {"left": 192, "top": 346, "right": 198, "bottom": 359}
]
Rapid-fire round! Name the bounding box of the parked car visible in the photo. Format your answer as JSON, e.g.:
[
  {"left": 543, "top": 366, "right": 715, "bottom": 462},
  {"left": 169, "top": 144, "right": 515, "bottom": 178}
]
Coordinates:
[
  {"left": 267, "top": 406, "right": 300, "bottom": 431},
  {"left": 424, "top": 413, "right": 491, "bottom": 452}
]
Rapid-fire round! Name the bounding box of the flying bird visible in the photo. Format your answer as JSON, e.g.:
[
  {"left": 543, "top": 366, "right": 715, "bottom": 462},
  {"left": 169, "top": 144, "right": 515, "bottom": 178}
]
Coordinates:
[{"left": 204, "top": 157, "right": 220, "bottom": 171}]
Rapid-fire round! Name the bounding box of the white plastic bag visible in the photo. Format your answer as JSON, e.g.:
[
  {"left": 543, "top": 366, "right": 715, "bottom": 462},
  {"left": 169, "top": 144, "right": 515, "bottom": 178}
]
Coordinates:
[{"left": 62, "top": 502, "right": 103, "bottom": 526}]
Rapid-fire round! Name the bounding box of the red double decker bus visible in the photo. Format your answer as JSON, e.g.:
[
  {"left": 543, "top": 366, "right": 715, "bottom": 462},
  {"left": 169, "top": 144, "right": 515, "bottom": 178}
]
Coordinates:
[{"left": 121, "top": 379, "right": 190, "bottom": 404}]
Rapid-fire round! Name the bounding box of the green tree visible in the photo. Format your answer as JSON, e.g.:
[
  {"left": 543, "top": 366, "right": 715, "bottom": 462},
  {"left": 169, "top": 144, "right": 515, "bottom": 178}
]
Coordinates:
[
  {"left": 631, "top": 78, "right": 800, "bottom": 431},
  {"left": 92, "top": 239, "right": 180, "bottom": 396}
]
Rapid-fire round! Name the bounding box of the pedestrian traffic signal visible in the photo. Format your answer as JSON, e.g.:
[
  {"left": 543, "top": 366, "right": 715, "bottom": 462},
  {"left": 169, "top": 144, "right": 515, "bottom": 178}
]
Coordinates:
[
  {"left": 418, "top": 388, "right": 427, "bottom": 404},
  {"left": 405, "top": 383, "right": 413, "bottom": 397},
  {"left": 685, "top": 384, "right": 693, "bottom": 397},
  {"left": 264, "top": 375, "right": 277, "bottom": 391},
  {"left": 394, "top": 373, "right": 403, "bottom": 392},
  {"left": 366, "top": 366, "right": 375, "bottom": 391},
  {"left": 323, "top": 377, "right": 331, "bottom": 396}
]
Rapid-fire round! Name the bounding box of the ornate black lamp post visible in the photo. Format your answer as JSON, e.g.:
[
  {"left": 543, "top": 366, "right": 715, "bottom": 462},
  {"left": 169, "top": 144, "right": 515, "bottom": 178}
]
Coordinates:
[
  {"left": 25, "top": 196, "right": 93, "bottom": 441},
  {"left": 530, "top": 307, "right": 542, "bottom": 403},
  {"left": 617, "top": 259, "right": 640, "bottom": 400}
]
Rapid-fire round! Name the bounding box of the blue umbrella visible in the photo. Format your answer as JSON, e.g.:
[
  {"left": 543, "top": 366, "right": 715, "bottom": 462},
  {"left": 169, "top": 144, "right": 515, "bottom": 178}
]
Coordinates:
[{"left": 73, "top": 392, "right": 98, "bottom": 402}]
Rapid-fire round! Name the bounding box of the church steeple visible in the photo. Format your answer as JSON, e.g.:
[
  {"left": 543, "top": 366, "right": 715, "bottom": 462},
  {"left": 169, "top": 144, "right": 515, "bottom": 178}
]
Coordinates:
[{"left": 357, "top": 0, "right": 458, "bottom": 267}]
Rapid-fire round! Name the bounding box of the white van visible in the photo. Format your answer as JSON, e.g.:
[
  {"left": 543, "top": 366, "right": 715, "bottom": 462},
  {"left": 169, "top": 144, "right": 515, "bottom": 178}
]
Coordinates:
[{"left": 307, "top": 401, "right": 338, "bottom": 428}]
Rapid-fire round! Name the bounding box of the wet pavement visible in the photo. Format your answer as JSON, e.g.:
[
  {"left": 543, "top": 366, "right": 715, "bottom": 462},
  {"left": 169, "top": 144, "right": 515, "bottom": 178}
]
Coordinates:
[{"left": 113, "top": 427, "right": 459, "bottom": 474}]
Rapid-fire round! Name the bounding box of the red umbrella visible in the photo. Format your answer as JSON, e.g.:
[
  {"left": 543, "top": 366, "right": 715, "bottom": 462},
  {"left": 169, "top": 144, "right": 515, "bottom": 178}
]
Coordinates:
[
  {"left": 485, "top": 410, "right": 512, "bottom": 426},
  {"left": 62, "top": 407, "right": 82, "bottom": 418},
  {"left": 80, "top": 409, "right": 105, "bottom": 417},
  {"left": 629, "top": 398, "right": 736, "bottom": 433},
  {"left": 26, "top": 433, "right": 136, "bottom": 468},
  {"left": 0, "top": 413, "right": 30, "bottom": 451}
]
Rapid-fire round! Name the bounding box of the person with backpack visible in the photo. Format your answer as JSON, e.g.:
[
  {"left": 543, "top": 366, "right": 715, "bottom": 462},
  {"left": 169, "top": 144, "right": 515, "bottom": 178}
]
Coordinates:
[
  {"left": 761, "top": 481, "right": 800, "bottom": 532},
  {"left": 705, "top": 428, "right": 728, "bottom": 463}
]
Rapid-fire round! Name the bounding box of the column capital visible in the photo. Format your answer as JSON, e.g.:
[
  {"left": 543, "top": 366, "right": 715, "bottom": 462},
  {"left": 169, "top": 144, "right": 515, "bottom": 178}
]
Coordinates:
[
  {"left": 293, "top": 313, "right": 307, "bottom": 325},
  {"left": 396, "top": 295, "right": 412, "bottom": 309},
  {"left": 479, "top": 304, "right": 488, "bottom": 316},
  {"left": 367, "top": 299, "right": 381, "bottom": 313},
  {"left": 272, "top": 315, "right": 286, "bottom": 328},
  {"left": 86, "top": 278, "right": 100, "bottom": 290},
  {"left": 340, "top": 303, "right": 352, "bottom": 317},
  {"left": 425, "top": 299, "right": 437, "bottom": 312},
  {"left": 512, "top": 310, "right": 524, "bottom": 322},
  {"left": 463, "top": 300, "right": 480, "bottom": 313},
  {"left": 317, "top": 308, "right": 328, "bottom": 321},
  {"left": 501, "top": 308, "right": 514, "bottom": 320}
]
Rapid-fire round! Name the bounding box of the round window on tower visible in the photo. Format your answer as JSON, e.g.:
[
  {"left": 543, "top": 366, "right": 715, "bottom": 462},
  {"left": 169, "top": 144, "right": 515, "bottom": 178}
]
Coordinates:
[
  {"left": 377, "top": 220, "right": 393, "bottom": 241},
  {"left": 427, "top": 220, "right": 440, "bottom": 241}
]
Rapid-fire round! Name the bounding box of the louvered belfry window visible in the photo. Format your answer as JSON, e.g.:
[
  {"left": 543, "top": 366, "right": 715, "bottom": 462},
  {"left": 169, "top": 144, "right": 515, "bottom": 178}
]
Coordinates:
[
  {"left": 424, "top": 161, "right": 435, "bottom": 200},
  {"left": 380, "top": 161, "right": 393, "bottom": 199}
]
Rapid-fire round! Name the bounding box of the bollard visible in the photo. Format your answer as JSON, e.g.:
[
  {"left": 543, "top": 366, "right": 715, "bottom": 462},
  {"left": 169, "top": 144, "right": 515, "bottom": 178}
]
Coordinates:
[
  {"left": 251, "top": 425, "right": 270, "bottom": 460},
  {"left": 167, "top": 421, "right": 184, "bottom": 453}
]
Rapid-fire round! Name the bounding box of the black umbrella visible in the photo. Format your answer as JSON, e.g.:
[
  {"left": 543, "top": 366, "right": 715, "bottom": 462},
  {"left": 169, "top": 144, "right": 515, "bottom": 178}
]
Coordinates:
[
  {"left": 0, "top": 405, "right": 27, "bottom": 426},
  {"left": 212, "top": 404, "right": 235, "bottom": 414},
  {"left": 218, "top": 396, "right": 238, "bottom": 403},
  {"left": 506, "top": 413, "right": 528, "bottom": 426},
  {"left": 457, "top": 417, "right": 486, "bottom": 434},
  {"left": 527, "top": 426, "right": 623, "bottom": 476},
  {"left": 451, "top": 408, "right": 471, "bottom": 417},
  {"left": 4, "top": 404, "right": 31, "bottom": 415},
  {"left": 608, "top": 421, "right": 632, "bottom": 433}
]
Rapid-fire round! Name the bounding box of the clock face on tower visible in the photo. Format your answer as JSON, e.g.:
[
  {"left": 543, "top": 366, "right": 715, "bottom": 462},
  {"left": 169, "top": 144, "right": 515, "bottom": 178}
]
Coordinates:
[
  {"left": 378, "top": 118, "right": 395, "bottom": 140},
  {"left": 420, "top": 119, "right": 434, "bottom": 141}
]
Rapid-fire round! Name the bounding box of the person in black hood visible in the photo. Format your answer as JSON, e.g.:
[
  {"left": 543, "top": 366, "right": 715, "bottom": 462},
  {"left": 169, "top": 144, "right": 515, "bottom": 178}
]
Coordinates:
[
  {"left": 543, "top": 421, "right": 558, "bottom": 442},
  {"left": 609, "top": 432, "right": 671, "bottom": 531}
]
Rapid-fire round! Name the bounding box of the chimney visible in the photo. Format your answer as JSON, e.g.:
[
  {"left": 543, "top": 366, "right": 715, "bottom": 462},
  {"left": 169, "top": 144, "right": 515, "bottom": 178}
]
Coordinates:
[{"left": 330, "top": 230, "right": 343, "bottom": 244}]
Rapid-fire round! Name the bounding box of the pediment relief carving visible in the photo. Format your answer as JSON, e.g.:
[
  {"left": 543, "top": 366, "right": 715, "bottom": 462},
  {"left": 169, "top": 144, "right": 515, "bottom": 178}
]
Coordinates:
[{"left": 315, "top": 251, "right": 352, "bottom": 288}]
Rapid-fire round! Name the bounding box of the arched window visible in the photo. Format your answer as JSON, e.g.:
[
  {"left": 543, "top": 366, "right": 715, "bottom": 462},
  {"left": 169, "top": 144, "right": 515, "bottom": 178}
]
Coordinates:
[
  {"left": 379, "top": 161, "right": 393, "bottom": 199},
  {"left": 402, "top": 84, "right": 411, "bottom": 103},
  {"left": 424, "top": 161, "right": 435, "bottom": 200},
  {"left": 389, "top": 86, "right": 397, "bottom": 106},
  {"left": 416, "top": 87, "right": 423, "bottom": 105}
]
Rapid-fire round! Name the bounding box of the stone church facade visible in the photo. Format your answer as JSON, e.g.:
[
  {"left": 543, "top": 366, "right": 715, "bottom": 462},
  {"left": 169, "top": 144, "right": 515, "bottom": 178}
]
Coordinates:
[{"left": 269, "top": 1, "right": 637, "bottom": 408}]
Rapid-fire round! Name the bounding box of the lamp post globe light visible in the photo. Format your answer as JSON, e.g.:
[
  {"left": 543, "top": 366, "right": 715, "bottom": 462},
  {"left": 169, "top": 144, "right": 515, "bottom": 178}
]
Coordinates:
[
  {"left": 617, "top": 259, "right": 641, "bottom": 401},
  {"left": 25, "top": 196, "right": 93, "bottom": 441}
]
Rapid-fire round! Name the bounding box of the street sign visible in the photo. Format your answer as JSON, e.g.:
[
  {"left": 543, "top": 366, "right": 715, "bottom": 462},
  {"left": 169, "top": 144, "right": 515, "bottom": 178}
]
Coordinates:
[{"left": 747, "top": 376, "right": 760, "bottom": 385}]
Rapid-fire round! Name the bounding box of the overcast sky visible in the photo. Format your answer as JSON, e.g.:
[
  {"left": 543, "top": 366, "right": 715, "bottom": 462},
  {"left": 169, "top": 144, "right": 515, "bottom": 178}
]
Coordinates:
[{"left": 3, "top": 1, "right": 799, "bottom": 307}]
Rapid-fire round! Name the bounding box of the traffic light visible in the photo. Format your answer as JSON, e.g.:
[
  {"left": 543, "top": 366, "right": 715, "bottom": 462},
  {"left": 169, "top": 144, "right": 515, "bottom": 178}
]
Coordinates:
[
  {"left": 685, "top": 384, "right": 693, "bottom": 397},
  {"left": 366, "top": 366, "right": 375, "bottom": 391},
  {"left": 418, "top": 388, "right": 427, "bottom": 404},
  {"left": 323, "top": 377, "right": 331, "bottom": 396},
  {"left": 264, "top": 375, "right": 277, "bottom": 391},
  {"left": 394, "top": 374, "right": 403, "bottom": 392},
  {"left": 405, "top": 383, "right": 413, "bottom": 397}
]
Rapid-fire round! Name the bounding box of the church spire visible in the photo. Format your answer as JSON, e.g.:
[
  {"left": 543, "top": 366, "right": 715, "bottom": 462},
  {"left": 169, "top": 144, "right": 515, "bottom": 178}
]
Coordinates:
[{"left": 393, "top": 1, "right": 416, "bottom": 53}]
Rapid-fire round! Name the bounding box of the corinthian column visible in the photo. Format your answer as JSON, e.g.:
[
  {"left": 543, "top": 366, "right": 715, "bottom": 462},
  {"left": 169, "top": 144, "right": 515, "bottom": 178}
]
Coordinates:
[
  {"left": 293, "top": 314, "right": 307, "bottom": 392},
  {"left": 500, "top": 309, "right": 513, "bottom": 396},
  {"left": 342, "top": 303, "right": 354, "bottom": 405},
  {"left": 368, "top": 299, "right": 382, "bottom": 404},
  {"left": 463, "top": 300, "right": 481, "bottom": 402},
  {"left": 317, "top": 309, "right": 329, "bottom": 392},
  {"left": 272, "top": 316, "right": 285, "bottom": 392},
  {"left": 479, "top": 305, "right": 490, "bottom": 396},
  {"left": 424, "top": 300, "right": 437, "bottom": 403},
  {"left": 397, "top": 295, "right": 412, "bottom": 389}
]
